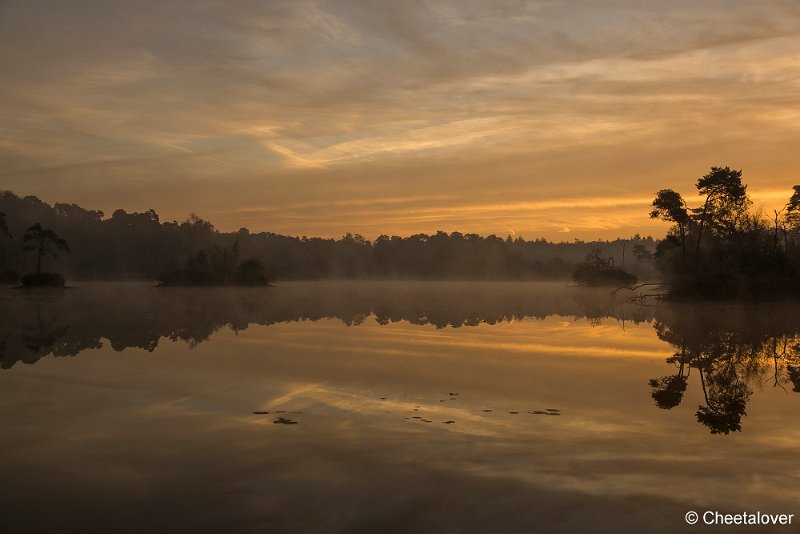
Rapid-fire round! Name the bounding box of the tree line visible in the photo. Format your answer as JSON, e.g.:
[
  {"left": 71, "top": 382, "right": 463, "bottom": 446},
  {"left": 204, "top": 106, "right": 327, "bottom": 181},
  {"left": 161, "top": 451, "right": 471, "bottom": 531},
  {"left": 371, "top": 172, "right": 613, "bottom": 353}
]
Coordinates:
[
  {"left": 0, "top": 190, "right": 655, "bottom": 282},
  {"left": 650, "top": 166, "right": 800, "bottom": 298}
]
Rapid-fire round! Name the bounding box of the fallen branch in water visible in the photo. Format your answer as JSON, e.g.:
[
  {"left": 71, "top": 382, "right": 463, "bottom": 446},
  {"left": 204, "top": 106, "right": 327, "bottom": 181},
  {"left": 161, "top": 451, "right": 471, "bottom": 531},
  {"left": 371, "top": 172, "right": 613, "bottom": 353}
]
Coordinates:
[
  {"left": 625, "top": 293, "right": 671, "bottom": 303},
  {"left": 611, "top": 282, "right": 671, "bottom": 297}
]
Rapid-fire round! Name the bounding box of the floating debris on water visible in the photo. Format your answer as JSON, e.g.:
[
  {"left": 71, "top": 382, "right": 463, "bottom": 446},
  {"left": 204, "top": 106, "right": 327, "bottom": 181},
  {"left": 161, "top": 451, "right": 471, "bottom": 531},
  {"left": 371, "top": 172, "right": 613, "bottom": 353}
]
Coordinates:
[
  {"left": 442, "top": 420, "right": 456, "bottom": 424},
  {"left": 509, "top": 411, "right": 519, "bottom": 414},
  {"left": 546, "top": 409, "right": 561, "bottom": 412},
  {"left": 449, "top": 393, "right": 459, "bottom": 396},
  {"left": 482, "top": 409, "right": 493, "bottom": 413},
  {"left": 253, "top": 411, "right": 270, "bottom": 415},
  {"left": 273, "top": 417, "right": 298, "bottom": 425},
  {"left": 412, "top": 416, "right": 422, "bottom": 419},
  {"left": 379, "top": 397, "right": 387, "bottom": 400},
  {"left": 529, "top": 411, "right": 547, "bottom": 415}
]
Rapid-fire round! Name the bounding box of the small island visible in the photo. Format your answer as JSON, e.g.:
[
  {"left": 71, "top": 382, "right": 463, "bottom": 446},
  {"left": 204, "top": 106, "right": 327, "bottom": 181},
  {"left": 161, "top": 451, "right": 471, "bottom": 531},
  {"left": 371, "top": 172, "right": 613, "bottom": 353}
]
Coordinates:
[
  {"left": 4, "top": 167, "right": 800, "bottom": 300},
  {"left": 20, "top": 223, "right": 70, "bottom": 288},
  {"left": 572, "top": 248, "right": 637, "bottom": 287},
  {"left": 158, "top": 240, "right": 271, "bottom": 287}
]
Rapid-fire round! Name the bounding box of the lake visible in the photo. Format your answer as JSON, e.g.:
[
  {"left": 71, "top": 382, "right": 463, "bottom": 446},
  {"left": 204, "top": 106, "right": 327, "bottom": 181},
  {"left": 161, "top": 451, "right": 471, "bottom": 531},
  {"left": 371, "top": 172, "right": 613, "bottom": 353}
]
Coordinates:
[{"left": 1, "top": 281, "right": 798, "bottom": 533}]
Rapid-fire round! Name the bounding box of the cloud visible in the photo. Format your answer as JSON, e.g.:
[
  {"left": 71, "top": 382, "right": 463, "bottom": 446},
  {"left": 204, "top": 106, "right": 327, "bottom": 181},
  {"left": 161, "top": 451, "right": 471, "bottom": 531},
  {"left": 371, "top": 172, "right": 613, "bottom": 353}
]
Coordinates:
[{"left": 2, "top": 0, "right": 800, "bottom": 239}]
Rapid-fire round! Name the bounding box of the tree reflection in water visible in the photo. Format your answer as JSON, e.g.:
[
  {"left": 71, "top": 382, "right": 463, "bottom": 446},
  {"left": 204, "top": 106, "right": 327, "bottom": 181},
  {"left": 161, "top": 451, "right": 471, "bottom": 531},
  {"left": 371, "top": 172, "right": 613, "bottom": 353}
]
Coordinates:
[
  {"left": 0, "top": 282, "right": 646, "bottom": 369},
  {"left": 649, "top": 305, "right": 800, "bottom": 434},
  {"left": 2, "top": 282, "right": 800, "bottom": 434}
]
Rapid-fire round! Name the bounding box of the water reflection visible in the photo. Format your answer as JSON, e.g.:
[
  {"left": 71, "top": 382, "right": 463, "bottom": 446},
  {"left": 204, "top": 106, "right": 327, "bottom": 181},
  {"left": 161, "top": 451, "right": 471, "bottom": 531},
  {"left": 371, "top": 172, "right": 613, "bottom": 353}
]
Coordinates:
[
  {"left": 2, "top": 282, "right": 800, "bottom": 436},
  {"left": 3, "top": 282, "right": 800, "bottom": 532},
  {"left": 0, "top": 282, "right": 651, "bottom": 368},
  {"left": 649, "top": 305, "right": 800, "bottom": 434}
]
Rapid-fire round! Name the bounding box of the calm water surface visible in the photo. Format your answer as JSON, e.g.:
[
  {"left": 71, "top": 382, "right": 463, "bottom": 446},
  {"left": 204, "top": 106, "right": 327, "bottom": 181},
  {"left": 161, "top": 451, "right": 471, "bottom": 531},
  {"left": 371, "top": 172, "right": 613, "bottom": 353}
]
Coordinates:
[{"left": 1, "top": 282, "right": 798, "bottom": 533}]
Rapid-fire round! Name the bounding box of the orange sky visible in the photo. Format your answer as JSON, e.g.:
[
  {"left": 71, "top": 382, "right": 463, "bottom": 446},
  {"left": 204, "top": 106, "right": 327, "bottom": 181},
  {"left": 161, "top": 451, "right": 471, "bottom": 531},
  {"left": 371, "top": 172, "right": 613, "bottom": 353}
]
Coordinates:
[{"left": 2, "top": 1, "right": 799, "bottom": 240}]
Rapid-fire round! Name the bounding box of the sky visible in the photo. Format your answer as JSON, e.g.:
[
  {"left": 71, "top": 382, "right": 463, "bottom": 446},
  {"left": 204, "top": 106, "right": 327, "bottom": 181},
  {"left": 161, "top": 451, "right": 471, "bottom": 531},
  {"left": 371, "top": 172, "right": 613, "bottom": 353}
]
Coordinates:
[{"left": 1, "top": 0, "right": 800, "bottom": 241}]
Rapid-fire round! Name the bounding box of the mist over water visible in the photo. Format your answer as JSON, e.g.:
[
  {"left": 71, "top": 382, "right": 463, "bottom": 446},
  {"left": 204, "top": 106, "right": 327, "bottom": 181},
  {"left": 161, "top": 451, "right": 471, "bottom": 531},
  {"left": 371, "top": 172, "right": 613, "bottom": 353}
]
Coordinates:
[{"left": 1, "top": 281, "right": 798, "bottom": 532}]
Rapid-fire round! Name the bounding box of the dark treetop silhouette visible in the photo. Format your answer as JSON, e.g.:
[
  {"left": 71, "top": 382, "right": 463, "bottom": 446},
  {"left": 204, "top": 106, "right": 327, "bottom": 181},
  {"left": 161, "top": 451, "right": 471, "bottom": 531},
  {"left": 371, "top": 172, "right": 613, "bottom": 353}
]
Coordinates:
[
  {"left": 0, "top": 211, "right": 16, "bottom": 283},
  {"left": 651, "top": 166, "right": 800, "bottom": 299},
  {"left": 571, "top": 247, "right": 637, "bottom": 287},
  {"left": 158, "top": 238, "right": 271, "bottom": 286},
  {"left": 0, "top": 211, "right": 10, "bottom": 239},
  {"left": 20, "top": 223, "right": 70, "bottom": 287},
  {"left": 0, "top": 190, "right": 656, "bottom": 282}
]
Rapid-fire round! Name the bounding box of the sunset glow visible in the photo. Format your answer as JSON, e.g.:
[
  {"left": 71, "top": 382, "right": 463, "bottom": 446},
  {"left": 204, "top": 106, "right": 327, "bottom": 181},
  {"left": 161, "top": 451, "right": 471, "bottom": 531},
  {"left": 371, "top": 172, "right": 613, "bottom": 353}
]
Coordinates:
[{"left": 2, "top": 1, "right": 800, "bottom": 239}]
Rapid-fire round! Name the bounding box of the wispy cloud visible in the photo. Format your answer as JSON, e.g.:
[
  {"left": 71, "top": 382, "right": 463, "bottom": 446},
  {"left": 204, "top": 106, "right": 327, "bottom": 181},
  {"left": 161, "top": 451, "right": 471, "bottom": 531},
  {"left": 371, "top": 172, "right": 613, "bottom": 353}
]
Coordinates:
[{"left": 2, "top": 0, "right": 799, "bottom": 239}]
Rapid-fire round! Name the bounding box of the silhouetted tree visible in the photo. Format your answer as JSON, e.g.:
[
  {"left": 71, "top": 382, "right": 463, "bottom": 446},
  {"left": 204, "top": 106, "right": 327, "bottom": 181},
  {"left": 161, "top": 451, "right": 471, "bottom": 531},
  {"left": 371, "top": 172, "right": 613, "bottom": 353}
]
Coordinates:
[
  {"left": 650, "top": 189, "right": 689, "bottom": 267},
  {"left": 0, "top": 211, "right": 16, "bottom": 282},
  {"left": 632, "top": 243, "right": 652, "bottom": 269},
  {"left": 158, "top": 239, "right": 270, "bottom": 286},
  {"left": 0, "top": 212, "right": 9, "bottom": 239},
  {"left": 693, "top": 166, "right": 749, "bottom": 255},
  {"left": 22, "top": 223, "right": 70, "bottom": 276},
  {"left": 572, "top": 248, "right": 636, "bottom": 286},
  {"left": 649, "top": 167, "right": 800, "bottom": 298},
  {"left": 235, "top": 258, "right": 270, "bottom": 286},
  {"left": 784, "top": 185, "right": 800, "bottom": 227}
]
